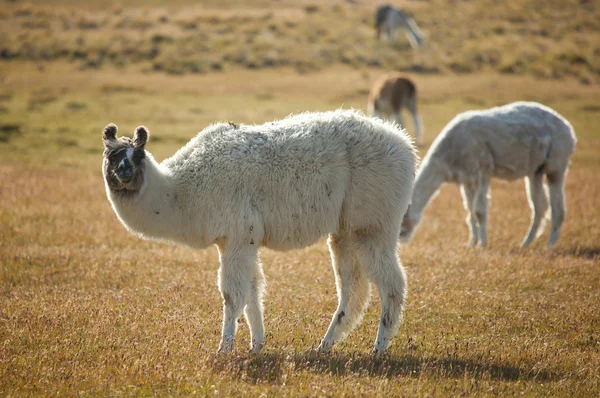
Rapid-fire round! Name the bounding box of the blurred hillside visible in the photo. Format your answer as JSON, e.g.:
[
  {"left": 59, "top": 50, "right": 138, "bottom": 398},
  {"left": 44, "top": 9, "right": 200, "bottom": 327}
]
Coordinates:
[{"left": 1, "top": 0, "right": 599, "bottom": 83}]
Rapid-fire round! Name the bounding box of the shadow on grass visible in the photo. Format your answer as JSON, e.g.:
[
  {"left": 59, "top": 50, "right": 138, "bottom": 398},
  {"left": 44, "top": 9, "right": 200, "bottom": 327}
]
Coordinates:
[
  {"left": 208, "top": 351, "right": 560, "bottom": 384},
  {"left": 556, "top": 247, "right": 600, "bottom": 259}
]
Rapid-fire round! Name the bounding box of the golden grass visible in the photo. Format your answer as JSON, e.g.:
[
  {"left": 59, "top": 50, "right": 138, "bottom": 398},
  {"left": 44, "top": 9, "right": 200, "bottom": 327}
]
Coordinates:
[
  {"left": 1, "top": 0, "right": 599, "bottom": 81},
  {"left": 1, "top": 63, "right": 599, "bottom": 395},
  {"left": 1, "top": 0, "right": 600, "bottom": 395}
]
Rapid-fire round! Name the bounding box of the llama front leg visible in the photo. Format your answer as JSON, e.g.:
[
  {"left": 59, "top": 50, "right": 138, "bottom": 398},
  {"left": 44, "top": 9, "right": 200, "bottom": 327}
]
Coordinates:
[
  {"left": 521, "top": 172, "right": 549, "bottom": 247},
  {"left": 244, "top": 261, "right": 266, "bottom": 353},
  {"left": 319, "top": 233, "right": 370, "bottom": 352},
  {"left": 216, "top": 241, "right": 258, "bottom": 353},
  {"left": 460, "top": 183, "right": 479, "bottom": 247},
  {"left": 409, "top": 107, "right": 422, "bottom": 146},
  {"left": 547, "top": 171, "right": 566, "bottom": 247},
  {"left": 386, "top": 26, "right": 393, "bottom": 41},
  {"left": 393, "top": 111, "right": 405, "bottom": 130},
  {"left": 474, "top": 177, "right": 490, "bottom": 247}
]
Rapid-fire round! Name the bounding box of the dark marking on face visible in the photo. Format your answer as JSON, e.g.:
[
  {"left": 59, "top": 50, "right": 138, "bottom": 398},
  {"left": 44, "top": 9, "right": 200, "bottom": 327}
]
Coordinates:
[
  {"left": 250, "top": 239, "right": 255, "bottom": 245},
  {"left": 102, "top": 124, "right": 148, "bottom": 199},
  {"left": 249, "top": 225, "right": 253, "bottom": 232},
  {"left": 382, "top": 311, "right": 391, "bottom": 328},
  {"left": 154, "top": 211, "right": 160, "bottom": 215},
  {"left": 337, "top": 311, "right": 345, "bottom": 324}
]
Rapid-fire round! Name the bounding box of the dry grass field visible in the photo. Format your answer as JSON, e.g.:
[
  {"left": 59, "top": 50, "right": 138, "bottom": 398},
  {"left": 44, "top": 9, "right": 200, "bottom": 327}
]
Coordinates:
[{"left": 1, "top": 0, "right": 599, "bottom": 396}]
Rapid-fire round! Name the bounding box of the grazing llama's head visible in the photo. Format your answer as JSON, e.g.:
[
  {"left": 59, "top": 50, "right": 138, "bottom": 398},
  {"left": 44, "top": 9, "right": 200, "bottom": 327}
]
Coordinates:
[
  {"left": 102, "top": 123, "right": 149, "bottom": 198},
  {"left": 399, "top": 205, "right": 418, "bottom": 243}
]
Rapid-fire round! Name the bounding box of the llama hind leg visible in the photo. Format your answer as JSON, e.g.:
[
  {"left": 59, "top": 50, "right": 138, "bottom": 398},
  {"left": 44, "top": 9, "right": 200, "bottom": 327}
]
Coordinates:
[
  {"left": 410, "top": 110, "right": 422, "bottom": 146},
  {"left": 547, "top": 171, "right": 566, "bottom": 247},
  {"left": 407, "top": 88, "right": 422, "bottom": 146},
  {"left": 474, "top": 177, "right": 490, "bottom": 247},
  {"left": 354, "top": 231, "right": 406, "bottom": 354},
  {"left": 319, "top": 233, "right": 371, "bottom": 352},
  {"left": 460, "top": 183, "right": 479, "bottom": 247},
  {"left": 216, "top": 242, "right": 257, "bottom": 353},
  {"left": 521, "top": 172, "right": 549, "bottom": 247},
  {"left": 244, "top": 260, "right": 266, "bottom": 353}
]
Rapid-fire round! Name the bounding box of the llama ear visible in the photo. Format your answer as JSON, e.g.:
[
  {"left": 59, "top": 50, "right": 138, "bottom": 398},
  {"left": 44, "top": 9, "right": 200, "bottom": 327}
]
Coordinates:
[
  {"left": 133, "top": 126, "right": 149, "bottom": 149},
  {"left": 103, "top": 123, "right": 118, "bottom": 145}
]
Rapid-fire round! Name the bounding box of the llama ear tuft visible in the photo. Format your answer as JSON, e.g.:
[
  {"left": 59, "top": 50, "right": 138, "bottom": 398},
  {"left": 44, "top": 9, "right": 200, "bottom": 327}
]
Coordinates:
[
  {"left": 133, "top": 126, "right": 149, "bottom": 148},
  {"left": 103, "top": 123, "right": 118, "bottom": 144}
]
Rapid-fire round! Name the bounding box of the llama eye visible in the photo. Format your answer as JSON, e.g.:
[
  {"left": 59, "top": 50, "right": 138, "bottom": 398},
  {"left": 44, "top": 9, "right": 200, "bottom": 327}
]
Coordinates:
[
  {"left": 132, "top": 148, "right": 145, "bottom": 165},
  {"left": 108, "top": 148, "right": 128, "bottom": 163}
]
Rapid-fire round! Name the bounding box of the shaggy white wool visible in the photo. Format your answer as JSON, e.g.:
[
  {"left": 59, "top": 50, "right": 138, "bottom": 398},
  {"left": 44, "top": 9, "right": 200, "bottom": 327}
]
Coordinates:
[{"left": 103, "top": 109, "right": 417, "bottom": 354}]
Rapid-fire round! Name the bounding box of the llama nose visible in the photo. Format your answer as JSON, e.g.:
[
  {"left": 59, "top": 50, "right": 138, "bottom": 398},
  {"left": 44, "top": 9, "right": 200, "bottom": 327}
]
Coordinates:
[{"left": 116, "top": 158, "right": 133, "bottom": 181}]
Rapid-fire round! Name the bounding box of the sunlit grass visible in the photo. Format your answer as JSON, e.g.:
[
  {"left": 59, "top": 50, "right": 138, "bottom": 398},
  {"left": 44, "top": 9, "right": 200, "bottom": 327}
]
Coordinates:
[
  {"left": 1, "top": 0, "right": 599, "bottom": 81},
  {"left": 1, "top": 0, "right": 600, "bottom": 395}
]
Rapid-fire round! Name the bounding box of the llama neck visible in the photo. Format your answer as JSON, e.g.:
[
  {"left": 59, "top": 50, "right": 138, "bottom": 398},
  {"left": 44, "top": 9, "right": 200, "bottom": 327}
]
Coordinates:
[
  {"left": 410, "top": 157, "right": 447, "bottom": 217},
  {"left": 108, "top": 154, "right": 185, "bottom": 244}
]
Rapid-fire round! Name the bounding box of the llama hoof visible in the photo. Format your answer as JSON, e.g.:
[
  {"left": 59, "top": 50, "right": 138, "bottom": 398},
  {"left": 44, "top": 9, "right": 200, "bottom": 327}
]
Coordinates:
[
  {"left": 218, "top": 340, "right": 233, "bottom": 354},
  {"left": 317, "top": 340, "right": 333, "bottom": 353},
  {"left": 250, "top": 340, "right": 264, "bottom": 354},
  {"left": 372, "top": 346, "right": 384, "bottom": 356}
]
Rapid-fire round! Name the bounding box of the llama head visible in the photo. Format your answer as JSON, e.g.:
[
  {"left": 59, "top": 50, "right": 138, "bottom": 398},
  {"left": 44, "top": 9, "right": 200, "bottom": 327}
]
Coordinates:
[
  {"left": 102, "top": 123, "right": 149, "bottom": 196},
  {"left": 399, "top": 205, "right": 420, "bottom": 243}
]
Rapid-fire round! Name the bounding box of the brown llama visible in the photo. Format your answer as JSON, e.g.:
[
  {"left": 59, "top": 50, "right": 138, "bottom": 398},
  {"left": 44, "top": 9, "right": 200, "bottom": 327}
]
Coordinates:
[{"left": 367, "top": 73, "right": 423, "bottom": 146}]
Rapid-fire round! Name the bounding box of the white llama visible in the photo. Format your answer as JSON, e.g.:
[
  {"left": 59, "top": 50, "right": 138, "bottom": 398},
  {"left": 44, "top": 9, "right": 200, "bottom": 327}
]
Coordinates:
[
  {"left": 367, "top": 73, "right": 423, "bottom": 146},
  {"left": 102, "top": 109, "right": 417, "bottom": 354},
  {"left": 399, "top": 101, "right": 576, "bottom": 248}
]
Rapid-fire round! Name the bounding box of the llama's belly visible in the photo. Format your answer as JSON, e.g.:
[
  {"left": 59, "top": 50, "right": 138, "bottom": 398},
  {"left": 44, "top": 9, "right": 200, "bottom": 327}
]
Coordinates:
[
  {"left": 256, "top": 185, "right": 344, "bottom": 251},
  {"left": 261, "top": 234, "right": 324, "bottom": 251},
  {"left": 260, "top": 207, "right": 341, "bottom": 251},
  {"left": 261, "top": 222, "right": 335, "bottom": 251},
  {"left": 490, "top": 137, "right": 551, "bottom": 180},
  {"left": 472, "top": 130, "right": 551, "bottom": 181},
  {"left": 375, "top": 99, "right": 397, "bottom": 115}
]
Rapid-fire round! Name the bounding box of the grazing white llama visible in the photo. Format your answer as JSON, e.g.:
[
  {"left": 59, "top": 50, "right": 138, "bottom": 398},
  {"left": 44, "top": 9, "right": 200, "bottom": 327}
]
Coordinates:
[
  {"left": 399, "top": 101, "right": 576, "bottom": 248},
  {"left": 102, "top": 109, "right": 417, "bottom": 354},
  {"left": 367, "top": 73, "right": 423, "bottom": 146},
  {"left": 375, "top": 5, "right": 425, "bottom": 48}
]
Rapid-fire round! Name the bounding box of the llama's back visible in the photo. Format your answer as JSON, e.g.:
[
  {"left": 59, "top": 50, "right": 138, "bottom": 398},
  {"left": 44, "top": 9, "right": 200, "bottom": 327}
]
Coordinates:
[
  {"left": 428, "top": 102, "right": 575, "bottom": 180},
  {"left": 162, "top": 110, "right": 416, "bottom": 250}
]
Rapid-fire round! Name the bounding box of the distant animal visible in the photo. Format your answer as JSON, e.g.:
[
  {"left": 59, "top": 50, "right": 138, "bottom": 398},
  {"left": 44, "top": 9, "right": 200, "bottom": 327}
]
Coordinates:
[
  {"left": 102, "top": 110, "right": 417, "bottom": 354},
  {"left": 399, "top": 101, "right": 576, "bottom": 248},
  {"left": 375, "top": 5, "right": 425, "bottom": 48},
  {"left": 367, "top": 73, "right": 423, "bottom": 146}
]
